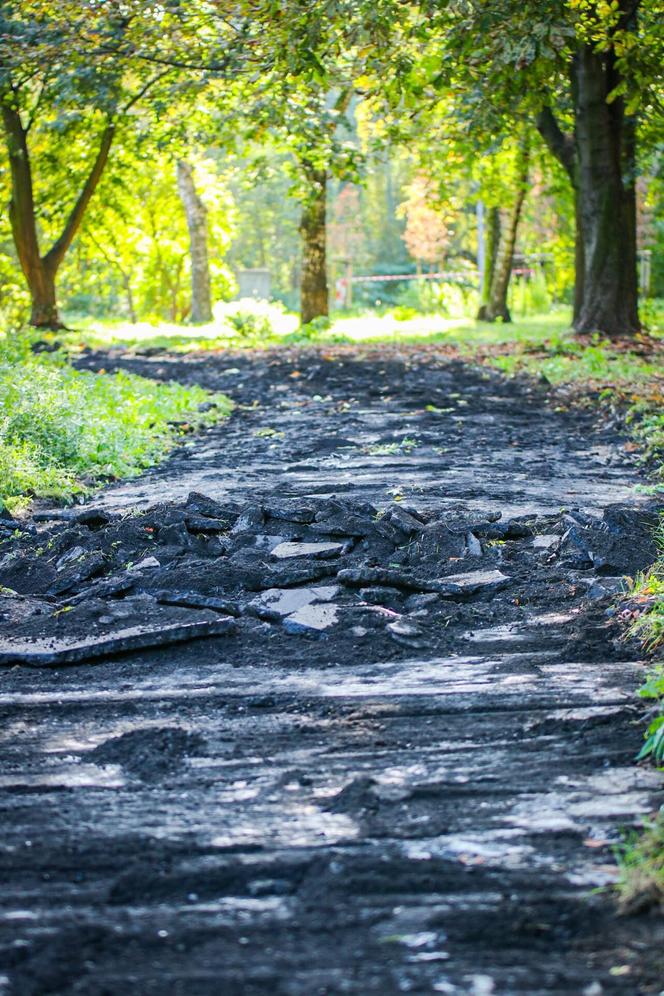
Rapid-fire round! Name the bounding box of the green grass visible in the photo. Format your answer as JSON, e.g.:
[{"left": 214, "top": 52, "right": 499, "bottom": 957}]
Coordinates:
[
  {"left": 616, "top": 815, "right": 664, "bottom": 913},
  {"left": 0, "top": 333, "right": 232, "bottom": 513}
]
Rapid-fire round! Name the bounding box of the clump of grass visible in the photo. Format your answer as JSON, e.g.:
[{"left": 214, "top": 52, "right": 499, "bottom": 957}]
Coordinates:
[
  {"left": 0, "top": 332, "right": 232, "bottom": 513},
  {"left": 628, "top": 521, "right": 664, "bottom": 655},
  {"left": 619, "top": 522, "right": 664, "bottom": 914},
  {"left": 616, "top": 815, "right": 664, "bottom": 913}
]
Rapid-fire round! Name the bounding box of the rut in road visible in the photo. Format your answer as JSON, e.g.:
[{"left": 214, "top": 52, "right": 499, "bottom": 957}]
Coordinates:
[{"left": 1, "top": 346, "right": 662, "bottom": 995}]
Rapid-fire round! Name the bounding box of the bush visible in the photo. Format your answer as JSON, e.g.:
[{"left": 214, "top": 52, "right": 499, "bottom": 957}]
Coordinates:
[
  {"left": 214, "top": 298, "right": 289, "bottom": 339},
  {"left": 509, "top": 271, "right": 552, "bottom": 317},
  {"left": 394, "top": 279, "right": 477, "bottom": 317}
]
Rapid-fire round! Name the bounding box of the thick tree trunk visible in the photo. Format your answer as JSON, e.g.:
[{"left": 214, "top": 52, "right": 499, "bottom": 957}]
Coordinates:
[
  {"left": 1, "top": 101, "right": 114, "bottom": 329},
  {"left": 477, "top": 140, "right": 529, "bottom": 323},
  {"left": 572, "top": 46, "right": 639, "bottom": 336},
  {"left": 299, "top": 169, "right": 328, "bottom": 325},
  {"left": 28, "top": 264, "right": 59, "bottom": 327},
  {"left": 537, "top": 19, "right": 639, "bottom": 338},
  {"left": 476, "top": 206, "right": 500, "bottom": 321},
  {"left": 176, "top": 160, "right": 213, "bottom": 324}
]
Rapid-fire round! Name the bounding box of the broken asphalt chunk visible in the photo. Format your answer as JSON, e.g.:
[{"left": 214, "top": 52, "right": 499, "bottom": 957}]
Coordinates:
[
  {"left": 151, "top": 590, "right": 241, "bottom": 616},
  {"left": 0, "top": 614, "right": 236, "bottom": 667},
  {"left": 270, "top": 541, "right": 344, "bottom": 560},
  {"left": 247, "top": 585, "right": 339, "bottom": 621},
  {"left": 337, "top": 567, "right": 510, "bottom": 597},
  {"left": 282, "top": 603, "right": 339, "bottom": 635}
]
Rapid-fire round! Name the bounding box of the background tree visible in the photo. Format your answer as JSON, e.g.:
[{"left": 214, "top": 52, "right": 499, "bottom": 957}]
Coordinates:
[
  {"left": 0, "top": 3, "right": 171, "bottom": 327},
  {"left": 177, "top": 160, "right": 213, "bottom": 323}
]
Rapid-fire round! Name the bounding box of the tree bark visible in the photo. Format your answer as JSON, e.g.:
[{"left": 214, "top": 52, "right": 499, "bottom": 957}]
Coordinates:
[
  {"left": 299, "top": 169, "right": 328, "bottom": 325},
  {"left": 477, "top": 139, "right": 529, "bottom": 323},
  {"left": 536, "top": 22, "right": 639, "bottom": 338},
  {"left": 176, "top": 159, "right": 213, "bottom": 323},
  {"left": 1, "top": 101, "right": 114, "bottom": 328},
  {"left": 572, "top": 45, "right": 639, "bottom": 336},
  {"left": 476, "top": 206, "right": 500, "bottom": 321}
]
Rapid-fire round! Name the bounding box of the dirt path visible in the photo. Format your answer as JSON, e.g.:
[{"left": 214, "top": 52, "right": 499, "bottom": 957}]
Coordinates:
[{"left": 1, "top": 347, "right": 662, "bottom": 994}]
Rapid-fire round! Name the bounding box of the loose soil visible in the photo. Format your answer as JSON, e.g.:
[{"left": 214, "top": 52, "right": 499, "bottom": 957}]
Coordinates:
[{"left": 1, "top": 345, "right": 663, "bottom": 994}]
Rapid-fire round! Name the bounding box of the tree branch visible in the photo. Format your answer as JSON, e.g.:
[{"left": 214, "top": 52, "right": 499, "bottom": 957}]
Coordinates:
[
  {"left": 43, "top": 122, "right": 115, "bottom": 272},
  {"left": 536, "top": 106, "right": 576, "bottom": 182}
]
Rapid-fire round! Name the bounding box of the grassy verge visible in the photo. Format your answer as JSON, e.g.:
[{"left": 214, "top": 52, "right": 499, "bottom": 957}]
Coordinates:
[
  {"left": 0, "top": 332, "right": 232, "bottom": 514},
  {"left": 616, "top": 528, "right": 664, "bottom": 913}
]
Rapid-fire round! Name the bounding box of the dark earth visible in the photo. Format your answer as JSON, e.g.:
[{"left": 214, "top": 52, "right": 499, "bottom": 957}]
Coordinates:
[{"left": 1, "top": 344, "right": 663, "bottom": 994}]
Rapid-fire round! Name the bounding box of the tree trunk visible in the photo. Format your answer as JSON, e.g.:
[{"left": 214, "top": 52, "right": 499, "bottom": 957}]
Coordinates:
[
  {"left": 536, "top": 17, "right": 639, "bottom": 338},
  {"left": 572, "top": 45, "right": 639, "bottom": 336},
  {"left": 176, "top": 160, "right": 213, "bottom": 324},
  {"left": 1, "top": 101, "right": 114, "bottom": 329},
  {"left": 478, "top": 139, "right": 529, "bottom": 323},
  {"left": 476, "top": 206, "right": 500, "bottom": 321},
  {"left": 299, "top": 169, "right": 328, "bottom": 325}
]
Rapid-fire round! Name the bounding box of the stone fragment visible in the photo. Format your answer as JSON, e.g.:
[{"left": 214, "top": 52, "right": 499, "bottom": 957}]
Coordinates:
[
  {"left": 67, "top": 575, "right": 135, "bottom": 605},
  {"left": 230, "top": 504, "right": 265, "bottom": 535},
  {"left": 0, "top": 615, "right": 235, "bottom": 667},
  {"left": 271, "top": 541, "right": 344, "bottom": 560},
  {"left": 158, "top": 523, "right": 191, "bottom": 547},
  {"left": 48, "top": 552, "right": 106, "bottom": 596},
  {"left": 283, "top": 603, "right": 339, "bottom": 635},
  {"left": 264, "top": 501, "right": 316, "bottom": 524},
  {"left": 152, "top": 590, "right": 240, "bottom": 616},
  {"left": 338, "top": 567, "right": 510, "bottom": 597},
  {"left": 465, "top": 532, "right": 483, "bottom": 557},
  {"left": 127, "top": 556, "right": 160, "bottom": 574},
  {"left": 184, "top": 514, "right": 230, "bottom": 534},
  {"left": 405, "top": 592, "right": 440, "bottom": 612},
  {"left": 440, "top": 570, "right": 511, "bottom": 595},
  {"left": 411, "top": 522, "right": 466, "bottom": 562},
  {"left": 359, "top": 586, "right": 403, "bottom": 607},
  {"left": 533, "top": 534, "right": 559, "bottom": 550},
  {"left": 375, "top": 506, "right": 423, "bottom": 541},
  {"left": 55, "top": 546, "right": 87, "bottom": 571},
  {"left": 247, "top": 585, "right": 339, "bottom": 621}
]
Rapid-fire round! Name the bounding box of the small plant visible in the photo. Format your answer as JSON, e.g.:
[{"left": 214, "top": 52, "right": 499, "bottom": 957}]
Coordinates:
[{"left": 616, "top": 815, "right": 664, "bottom": 913}]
